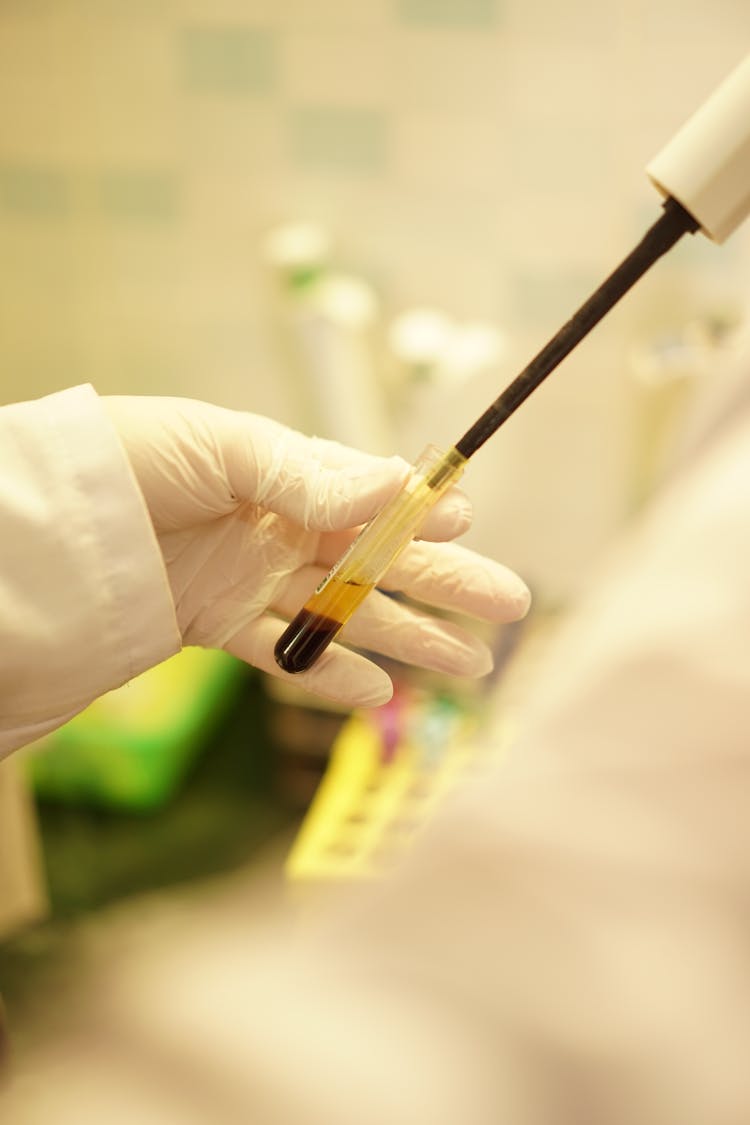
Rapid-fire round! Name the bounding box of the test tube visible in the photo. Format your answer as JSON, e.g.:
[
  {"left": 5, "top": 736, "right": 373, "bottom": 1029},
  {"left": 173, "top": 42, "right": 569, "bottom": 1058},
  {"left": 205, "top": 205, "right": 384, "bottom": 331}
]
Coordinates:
[{"left": 274, "top": 445, "right": 467, "bottom": 673}]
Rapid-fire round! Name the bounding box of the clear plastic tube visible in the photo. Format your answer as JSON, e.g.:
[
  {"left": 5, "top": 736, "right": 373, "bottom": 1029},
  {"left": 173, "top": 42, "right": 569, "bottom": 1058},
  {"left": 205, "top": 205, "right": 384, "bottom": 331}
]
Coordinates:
[{"left": 274, "top": 445, "right": 467, "bottom": 673}]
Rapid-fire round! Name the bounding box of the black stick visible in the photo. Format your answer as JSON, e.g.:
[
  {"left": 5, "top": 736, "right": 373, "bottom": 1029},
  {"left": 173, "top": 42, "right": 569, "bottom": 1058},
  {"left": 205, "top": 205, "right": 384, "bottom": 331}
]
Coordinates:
[{"left": 455, "top": 196, "right": 700, "bottom": 460}]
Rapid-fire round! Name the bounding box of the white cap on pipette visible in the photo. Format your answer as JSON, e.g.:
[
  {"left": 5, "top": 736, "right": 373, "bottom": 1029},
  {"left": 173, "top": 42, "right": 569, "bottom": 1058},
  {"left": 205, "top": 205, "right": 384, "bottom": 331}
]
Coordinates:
[{"left": 646, "top": 53, "right": 750, "bottom": 244}]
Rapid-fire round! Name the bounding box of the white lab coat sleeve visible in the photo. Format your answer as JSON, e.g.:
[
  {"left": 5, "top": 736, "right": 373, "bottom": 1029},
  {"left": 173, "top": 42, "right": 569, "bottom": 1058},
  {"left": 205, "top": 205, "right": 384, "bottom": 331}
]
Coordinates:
[{"left": 0, "top": 384, "right": 181, "bottom": 758}]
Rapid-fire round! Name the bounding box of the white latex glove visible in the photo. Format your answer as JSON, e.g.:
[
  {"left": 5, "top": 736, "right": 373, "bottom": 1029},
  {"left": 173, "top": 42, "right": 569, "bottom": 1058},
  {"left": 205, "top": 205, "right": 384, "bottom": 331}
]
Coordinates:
[{"left": 104, "top": 396, "right": 530, "bottom": 708}]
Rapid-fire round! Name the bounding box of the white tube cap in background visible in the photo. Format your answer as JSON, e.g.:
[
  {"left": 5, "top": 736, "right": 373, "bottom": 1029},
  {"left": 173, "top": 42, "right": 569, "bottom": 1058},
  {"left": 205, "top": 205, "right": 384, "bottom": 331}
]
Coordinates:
[{"left": 646, "top": 53, "right": 750, "bottom": 244}]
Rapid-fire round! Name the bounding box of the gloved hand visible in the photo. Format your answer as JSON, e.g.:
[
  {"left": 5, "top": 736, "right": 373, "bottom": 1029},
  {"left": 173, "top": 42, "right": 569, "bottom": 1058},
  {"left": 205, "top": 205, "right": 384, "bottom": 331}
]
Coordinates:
[{"left": 104, "top": 396, "right": 530, "bottom": 708}]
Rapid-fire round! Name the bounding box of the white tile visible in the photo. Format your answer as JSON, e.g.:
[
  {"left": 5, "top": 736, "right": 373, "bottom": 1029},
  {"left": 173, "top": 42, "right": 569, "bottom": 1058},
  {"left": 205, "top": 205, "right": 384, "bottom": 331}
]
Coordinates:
[
  {"left": 0, "top": 15, "right": 180, "bottom": 164},
  {"left": 281, "top": 33, "right": 395, "bottom": 104},
  {"left": 177, "top": 101, "right": 286, "bottom": 171},
  {"left": 390, "top": 30, "right": 509, "bottom": 112},
  {"left": 502, "top": 40, "right": 614, "bottom": 124},
  {"left": 504, "top": 0, "right": 618, "bottom": 48},
  {"left": 392, "top": 112, "right": 506, "bottom": 194},
  {"left": 272, "top": 0, "right": 391, "bottom": 31}
]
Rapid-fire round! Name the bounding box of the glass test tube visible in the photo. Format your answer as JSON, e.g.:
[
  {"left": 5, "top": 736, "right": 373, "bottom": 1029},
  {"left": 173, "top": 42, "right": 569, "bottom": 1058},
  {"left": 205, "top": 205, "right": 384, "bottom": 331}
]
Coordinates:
[{"left": 274, "top": 445, "right": 467, "bottom": 673}]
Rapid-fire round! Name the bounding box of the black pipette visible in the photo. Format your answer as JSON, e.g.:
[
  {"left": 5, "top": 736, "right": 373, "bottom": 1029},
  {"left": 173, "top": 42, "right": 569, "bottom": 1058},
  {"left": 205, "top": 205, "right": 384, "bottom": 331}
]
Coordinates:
[{"left": 454, "top": 198, "right": 697, "bottom": 458}]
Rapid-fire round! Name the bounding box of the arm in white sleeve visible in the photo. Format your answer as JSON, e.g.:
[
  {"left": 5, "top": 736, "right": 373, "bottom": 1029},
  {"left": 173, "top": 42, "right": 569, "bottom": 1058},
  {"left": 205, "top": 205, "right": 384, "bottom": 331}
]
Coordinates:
[
  {"left": 0, "top": 385, "right": 530, "bottom": 755},
  {"left": 0, "top": 384, "right": 181, "bottom": 758}
]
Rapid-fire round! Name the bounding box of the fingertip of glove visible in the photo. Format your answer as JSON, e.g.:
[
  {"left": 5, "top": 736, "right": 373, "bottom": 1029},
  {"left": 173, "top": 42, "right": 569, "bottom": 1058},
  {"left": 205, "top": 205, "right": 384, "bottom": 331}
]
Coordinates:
[
  {"left": 324, "top": 456, "right": 409, "bottom": 530},
  {"left": 463, "top": 642, "right": 494, "bottom": 679},
  {"left": 448, "top": 492, "right": 473, "bottom": 537},
  {"left": 308, "top": 647, "right": 394, "bottom": 709},
  {"left": 421, "top": 488, "right": 473, "bottom": 541},
  {"left": 356, "top": 676, "right": 394, "bottom": 709},
  {"left": 343, "top": 454, "right": 409, "bottom": 484},
  {"left": 477, "top": 566, "right": 532, "bottom": 624},
  {"left": 415, "top": 625, "right": 494, "bottom": 679},
  {"left": 508, "top": 579, "right": 532, "bottom": 620}
]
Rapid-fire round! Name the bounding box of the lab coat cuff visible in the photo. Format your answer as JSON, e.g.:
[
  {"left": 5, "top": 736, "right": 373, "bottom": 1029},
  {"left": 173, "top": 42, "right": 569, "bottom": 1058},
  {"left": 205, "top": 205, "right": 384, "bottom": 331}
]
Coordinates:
[{"left": 46, "top": 384, "right": 182, "bottom": 683}]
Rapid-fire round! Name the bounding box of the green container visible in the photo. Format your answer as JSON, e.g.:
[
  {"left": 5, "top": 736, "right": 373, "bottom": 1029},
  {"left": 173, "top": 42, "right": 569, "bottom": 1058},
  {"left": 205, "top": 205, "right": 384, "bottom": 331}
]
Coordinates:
[{"left": 25, "top": 648, "right": 244, "bottom": 811}]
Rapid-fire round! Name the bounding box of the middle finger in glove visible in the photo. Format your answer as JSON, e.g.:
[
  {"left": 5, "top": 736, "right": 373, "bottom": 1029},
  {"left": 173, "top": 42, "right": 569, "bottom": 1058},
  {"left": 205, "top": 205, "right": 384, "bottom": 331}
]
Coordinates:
[{"left": 312, "top": 537, "right": 531, "bottom": 624}]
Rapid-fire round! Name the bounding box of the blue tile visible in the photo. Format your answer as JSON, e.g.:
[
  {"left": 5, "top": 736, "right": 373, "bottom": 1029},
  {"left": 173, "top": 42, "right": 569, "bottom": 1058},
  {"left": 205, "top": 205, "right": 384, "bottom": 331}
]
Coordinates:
[
  {"left": 397, "top": 0, "right": 498, "bottom": 26},
  {"left": 96, "top": 170, "right": 180, "bottom": 221},
  {"left": 0, "top": 163, "right": 70, "bottom": 217},
  {"left": 289, "top": 107, "right": 387, "bottom": 173},
  {"left": 181, "top": 25, "right": 277, "bottom": 95}
]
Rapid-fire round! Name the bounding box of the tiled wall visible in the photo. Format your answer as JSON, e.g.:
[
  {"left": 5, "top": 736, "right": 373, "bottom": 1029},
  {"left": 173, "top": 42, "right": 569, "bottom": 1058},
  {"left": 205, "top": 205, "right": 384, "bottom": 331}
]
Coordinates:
[{"left": 1, "top": 2, "right": 749, "bottom": 596}]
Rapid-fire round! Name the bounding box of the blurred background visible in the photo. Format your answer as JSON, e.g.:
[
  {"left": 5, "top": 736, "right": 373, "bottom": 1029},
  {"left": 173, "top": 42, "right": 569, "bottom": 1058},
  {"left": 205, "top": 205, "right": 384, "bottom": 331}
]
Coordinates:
[
  {"left": 1, "top": 0, "right": 749, "bottom": 1053},
  {"left": 2, "top": 0, "right": 749, "bottom": 590}
]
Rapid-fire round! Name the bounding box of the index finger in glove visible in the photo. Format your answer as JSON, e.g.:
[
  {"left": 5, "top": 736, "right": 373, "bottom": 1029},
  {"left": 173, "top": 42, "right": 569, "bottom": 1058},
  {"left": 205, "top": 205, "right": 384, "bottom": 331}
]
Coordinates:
[
  {"left": 304, "top": 435, "right": 474, "bottom": 541},
  {"left": 223, "top": 418, "right": 407, "bottom": 531},
  {"left": 303, "top": 434, "right": 473, "bottom": 540},
  {"left": 225, "top": 418, "right": 473, "bottom": 538}
]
